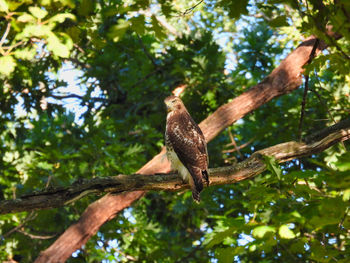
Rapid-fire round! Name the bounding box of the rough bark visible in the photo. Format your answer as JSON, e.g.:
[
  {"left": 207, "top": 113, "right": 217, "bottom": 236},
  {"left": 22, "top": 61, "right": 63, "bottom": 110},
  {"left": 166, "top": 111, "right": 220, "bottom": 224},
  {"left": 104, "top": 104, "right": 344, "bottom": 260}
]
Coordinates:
[
  {"left": 2, "top": 125, "right": 350, "bottom": 215},
  {"left": 35, "top": 35, "right": 334, "bottom": 263}
]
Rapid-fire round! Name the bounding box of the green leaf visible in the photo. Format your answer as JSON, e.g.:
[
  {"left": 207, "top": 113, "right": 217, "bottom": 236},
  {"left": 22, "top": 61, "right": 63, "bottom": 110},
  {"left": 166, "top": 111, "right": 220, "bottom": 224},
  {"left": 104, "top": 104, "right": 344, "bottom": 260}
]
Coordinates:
[
  {"left": 0, "top": 0, "right": 8, "bottom": 12},
  {"left": 124, "top": 144, "right": 143, "bottom": 156},
  {"left": 218, "top": 0, "right": 248, "bottom": 19},
  {"left": 204, "top": 227, "right": 234, "bottom": 248},
  {"left": 252, "top": 225, "right": 276, "bottom": 238},
  {"left": 108, "top": 19, "right": 131, "bottom": 42},
  {"left": 7, "top": 0, "right": 23, "bottom": 11},
  {"left": 48, "top": 13, "right": 75, "bottom": 24},
  {"left": 17, "top": 13, "right": 36, "bottom": 23},
  {"left": 29, "top": 6, "right": 48, "bottom": 19},
  {"left": 269, "top": 15, "right": 289, "bottom": 28},
  {"left": 334, "top": 152, "right": 350, "bottom": 171},
  {"left": 57, "top": 0, "right": 75, "bottom": 8},
  {"left": 78, "top": 0, "right": 94, "bottom": 16},
  {"left": 278, "top": 225, "right": 295, "bottom": 239},
  {"left": 0, "top": 55, "right": 16, "bottom": 76},
  {"left": 151, "top": 15, "right": 166, "bottom": 40},
  {"left": 131, "top": 15, "right": 145, "bottom": 35},
  {"left": 19, "top": 24, "right": 51, "bottom": 39},
  {"left": 47, "top": 33, "right": 71, "bottom": 58},
  {"left": 343, "top": 189, "right": 350, "bottom": 201},
  {"left": 263, "top": 155, "right": 282, "bottom": 180},
  {"left": 14, "top": 47, "right": 36, "bottom": 60},
  {"left": 37, "top": 161, "right": 53, "bottom": 170},
  {"left": 216, "top": 247, "right": 238, "bottom": 263}
]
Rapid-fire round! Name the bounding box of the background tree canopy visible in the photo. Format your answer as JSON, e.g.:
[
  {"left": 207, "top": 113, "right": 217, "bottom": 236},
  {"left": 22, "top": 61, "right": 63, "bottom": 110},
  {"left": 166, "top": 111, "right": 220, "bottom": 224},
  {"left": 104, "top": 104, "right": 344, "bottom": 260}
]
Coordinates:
[{"left": 0, "top": 0, "right": 350, "bottom": 262}]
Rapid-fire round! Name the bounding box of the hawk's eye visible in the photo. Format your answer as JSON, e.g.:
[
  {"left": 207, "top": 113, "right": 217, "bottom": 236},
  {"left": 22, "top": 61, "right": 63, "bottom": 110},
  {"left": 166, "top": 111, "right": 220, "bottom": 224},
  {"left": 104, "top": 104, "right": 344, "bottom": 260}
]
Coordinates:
[{"left": 171, "top": 100, "right": 176, "bottom": 103}]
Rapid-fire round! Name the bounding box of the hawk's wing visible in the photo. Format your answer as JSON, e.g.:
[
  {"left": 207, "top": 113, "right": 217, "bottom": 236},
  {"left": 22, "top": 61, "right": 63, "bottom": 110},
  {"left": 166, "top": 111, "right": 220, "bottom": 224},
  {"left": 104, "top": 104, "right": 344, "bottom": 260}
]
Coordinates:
[{"left": 166, "top": 112, "right": 209, "bottom": 199}]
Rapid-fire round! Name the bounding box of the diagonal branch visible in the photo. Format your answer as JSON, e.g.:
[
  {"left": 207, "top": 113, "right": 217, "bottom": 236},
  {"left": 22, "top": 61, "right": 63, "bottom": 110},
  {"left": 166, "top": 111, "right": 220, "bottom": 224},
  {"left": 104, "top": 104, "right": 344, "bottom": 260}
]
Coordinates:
[{"left": 2, "top": 123, "right": 349, "bottom": 215}]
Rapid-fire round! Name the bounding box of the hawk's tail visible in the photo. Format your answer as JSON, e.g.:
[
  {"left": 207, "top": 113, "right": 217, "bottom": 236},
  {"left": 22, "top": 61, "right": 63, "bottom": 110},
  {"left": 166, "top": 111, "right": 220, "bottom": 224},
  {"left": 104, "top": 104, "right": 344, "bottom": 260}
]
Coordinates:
[{"left": 189, "top": 167, "right": 204, "bottom": 203}]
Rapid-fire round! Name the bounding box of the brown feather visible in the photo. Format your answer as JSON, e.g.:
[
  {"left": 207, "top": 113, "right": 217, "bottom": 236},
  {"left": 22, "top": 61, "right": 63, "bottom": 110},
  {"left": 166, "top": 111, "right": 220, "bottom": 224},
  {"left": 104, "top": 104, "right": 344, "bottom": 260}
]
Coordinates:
[{"left": 164, "top": 96, "right": 209, "bottom": 202}]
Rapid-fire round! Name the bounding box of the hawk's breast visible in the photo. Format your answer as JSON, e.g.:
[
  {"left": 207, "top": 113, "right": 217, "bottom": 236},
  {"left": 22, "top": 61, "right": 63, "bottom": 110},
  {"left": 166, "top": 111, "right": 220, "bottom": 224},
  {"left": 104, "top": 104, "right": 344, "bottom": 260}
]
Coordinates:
[{"left": 165, "top": 133, "right": 190, "bottom": 181}]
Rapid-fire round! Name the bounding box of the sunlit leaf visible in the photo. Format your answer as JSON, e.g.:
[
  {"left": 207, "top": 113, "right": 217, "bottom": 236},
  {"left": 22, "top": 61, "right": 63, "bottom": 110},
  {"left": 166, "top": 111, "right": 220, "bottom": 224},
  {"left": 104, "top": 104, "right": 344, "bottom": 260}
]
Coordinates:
[
  {"left": 0, "top": 0, "right": 8, "bottom": 12},
  {"left": 28, "top": 6, "right": 48, "bottom": 19},
  {"left": 0, "top": 55, "right": 16, "bottom": 76},
  {"left": 19, "top": 24, "right": 51, "bottom": 39},
  {"left": 278, "top": 225, "right": 295, "bottom": 239},
  {"left": 252, "top": 226, "right": 276, "bottom": 238},
  {"left": 17, "top": 13, "right": 35, "bottom": 23},
  {"left": 47, "top": 33, "right": 72, "bottom": 58},
  {"left": 14, "top": 47, "right": 36, "bottom": 60},
  {"left": 48, "top": 13, "right": 75, "bottom": 24},
  {"left": 343, "top": 189, "right": 350, "bottom": 201}
]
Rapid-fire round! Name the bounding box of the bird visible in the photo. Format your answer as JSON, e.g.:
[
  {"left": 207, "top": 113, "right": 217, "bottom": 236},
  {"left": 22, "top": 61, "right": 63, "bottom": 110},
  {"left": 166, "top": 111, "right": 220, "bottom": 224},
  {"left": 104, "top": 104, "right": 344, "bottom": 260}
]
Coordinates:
[{"left": 164, "top": 95, "right": 209, "bottom": 202}]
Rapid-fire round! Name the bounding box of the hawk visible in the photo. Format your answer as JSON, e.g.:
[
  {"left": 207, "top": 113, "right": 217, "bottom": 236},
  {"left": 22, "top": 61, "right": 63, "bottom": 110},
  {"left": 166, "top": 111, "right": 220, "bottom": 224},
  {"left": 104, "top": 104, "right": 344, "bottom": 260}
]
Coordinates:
[{"left": 164, "top": 96, "right": 209, "bottom": 202}]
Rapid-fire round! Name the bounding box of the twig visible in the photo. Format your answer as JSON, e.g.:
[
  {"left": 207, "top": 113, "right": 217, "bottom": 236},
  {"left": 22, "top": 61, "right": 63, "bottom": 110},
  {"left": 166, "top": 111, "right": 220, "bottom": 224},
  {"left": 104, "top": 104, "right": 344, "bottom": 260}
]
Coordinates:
[
  {"left": 50, "top": 93, "right": 107, "bottom": 102},
  {"left": 329, "top": 40, "right": 350, "bottom": 60},
  {"left": 298, "top": 74, "right": 309, "bottom": 141},
  {"left": 3, "top": 211, "right": 37, "bottom": 238},
  {"left": 339, "top": 207, "right": 349, "bottom": 229},
  {"left": 137, "top": 34, "right": 157, "bottom": 67},
  {"left": 73, "top": 43, "right": 85, "bottom": 54},
  {"left": 155, "top": 15, "right": 180, "bottom": 37},
  {"left": 180, "top": 0, "right": 204, "bottom": 15},
  {"left": 298, "top": 38, "right": 320, "bottom": 141},
  {"left": 16, "top": 228, "right": 56, "bottom": 240},
  {"left": 307, "top": 38, "right": 320, "bottom": 64},
  {"left": 226, "top": 129, "right": 244, "bottom": 159},
  {"left": 113, "top": 247, "right": 137, "bottom": 261},
  {"left": 0, "top": 22, "right": 11, "bottom": 47},
  {"left": 175, "top": 239, "right": 203, "bottom": 263},
  {"left": 4, "top": 40, "right": 24, "bottom": 55},
  {"left": 223, "top": 139, "right": 253, "bottom": 153},
  {"left": 64, "top": 58, "right": 91, "bottom": 69},
  {"left": 309, "top": 86, "right": 336, "bottom": 124}
]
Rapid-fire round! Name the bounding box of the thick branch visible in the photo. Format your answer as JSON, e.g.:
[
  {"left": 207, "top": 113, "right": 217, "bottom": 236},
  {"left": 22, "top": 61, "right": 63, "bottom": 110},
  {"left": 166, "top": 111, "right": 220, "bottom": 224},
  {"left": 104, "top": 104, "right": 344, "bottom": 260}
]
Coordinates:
[{"left": 3, "top": 125, "right": 349, "bottom": 215}]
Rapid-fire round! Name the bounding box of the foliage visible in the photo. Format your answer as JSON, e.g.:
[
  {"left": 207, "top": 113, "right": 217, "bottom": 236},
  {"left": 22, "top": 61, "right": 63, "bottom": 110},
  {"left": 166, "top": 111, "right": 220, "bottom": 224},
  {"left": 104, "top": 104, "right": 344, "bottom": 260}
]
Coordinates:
[{"left": 0, "top": 0, "right": 349, "bottom": 262}]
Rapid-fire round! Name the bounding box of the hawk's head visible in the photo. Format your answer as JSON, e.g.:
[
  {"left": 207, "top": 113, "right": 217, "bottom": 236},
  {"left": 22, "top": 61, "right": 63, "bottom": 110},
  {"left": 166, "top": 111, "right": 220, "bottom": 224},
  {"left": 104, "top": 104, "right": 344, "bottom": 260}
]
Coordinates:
[{"left": 164, "top": 96, "right": 185, "bottom": 113}]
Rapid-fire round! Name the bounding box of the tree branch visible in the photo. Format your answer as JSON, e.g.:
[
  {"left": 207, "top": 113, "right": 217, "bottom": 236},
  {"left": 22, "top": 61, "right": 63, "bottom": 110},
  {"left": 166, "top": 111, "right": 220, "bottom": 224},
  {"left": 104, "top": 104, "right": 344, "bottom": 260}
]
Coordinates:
[
  {"left": 49, "top": 93, "right": 107, "bottom": 102},
  {"left": 0, "top": 22, "right": 11, "bottom": 48},
  {"left": 2, "top": 123, "right": 349, "bottom": 215},
  {"left": 180, "top": 0, "right": 204, "bottom": 15}
]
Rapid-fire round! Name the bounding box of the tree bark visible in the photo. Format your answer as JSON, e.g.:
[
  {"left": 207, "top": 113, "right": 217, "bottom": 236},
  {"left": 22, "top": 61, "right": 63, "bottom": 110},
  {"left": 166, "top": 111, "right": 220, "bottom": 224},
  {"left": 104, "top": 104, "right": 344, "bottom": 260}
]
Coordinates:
[
  {"left": 34, "top": 35, "right": 334, "bottom": 263},
  {"left": 2, "top": 124, "right": 350, "bottom": 215}
]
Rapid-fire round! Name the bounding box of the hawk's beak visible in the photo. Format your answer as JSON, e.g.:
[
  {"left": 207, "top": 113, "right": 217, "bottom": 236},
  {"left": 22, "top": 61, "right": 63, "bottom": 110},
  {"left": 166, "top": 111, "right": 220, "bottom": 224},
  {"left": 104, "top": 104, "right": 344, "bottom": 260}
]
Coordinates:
[{"left": 165, "top": 102, "right": 171, "bottom": 113}]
